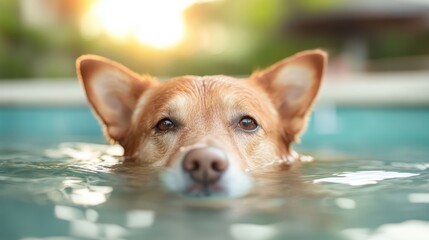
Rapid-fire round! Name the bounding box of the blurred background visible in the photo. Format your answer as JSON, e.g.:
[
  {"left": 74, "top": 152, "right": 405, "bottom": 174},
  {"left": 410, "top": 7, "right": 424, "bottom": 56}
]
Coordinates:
[
  {"left": 1, "top": 0, "right": 429, "bottom": 79},
  {"left": 1, "top": 0, "right": 429, "bottom": 148}
]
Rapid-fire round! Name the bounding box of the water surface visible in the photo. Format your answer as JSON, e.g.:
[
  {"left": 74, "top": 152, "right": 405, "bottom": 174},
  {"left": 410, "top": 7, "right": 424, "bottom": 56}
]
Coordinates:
[
  {"left": 0, "top": 142, "right": 428, "bottom": 240},
  {"left": 0, "top": 107, "right": 428, "bottom": 239}
]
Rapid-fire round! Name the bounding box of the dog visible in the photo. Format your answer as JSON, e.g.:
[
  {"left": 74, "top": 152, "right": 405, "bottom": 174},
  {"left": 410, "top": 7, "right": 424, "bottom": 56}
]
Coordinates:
[{"left": 76, "top": 50, "right": 327, "bottom": 198}]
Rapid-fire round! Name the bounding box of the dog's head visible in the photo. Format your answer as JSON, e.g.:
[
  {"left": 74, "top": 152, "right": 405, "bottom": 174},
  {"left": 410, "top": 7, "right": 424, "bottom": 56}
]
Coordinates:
[{"left": 76, "top": 50, "right": 327, "bottom": 197}]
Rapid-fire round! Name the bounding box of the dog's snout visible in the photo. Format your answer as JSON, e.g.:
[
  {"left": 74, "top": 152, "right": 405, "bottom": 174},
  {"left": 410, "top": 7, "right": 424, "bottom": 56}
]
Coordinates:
[{"left": 183, "top": 147, "right": 229, "bottom": 183}]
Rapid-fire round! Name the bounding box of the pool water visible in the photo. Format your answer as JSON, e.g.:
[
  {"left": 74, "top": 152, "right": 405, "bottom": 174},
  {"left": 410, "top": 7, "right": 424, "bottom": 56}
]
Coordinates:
[{"left": 0, "top": 107, "right": 428, "bottom": 240}]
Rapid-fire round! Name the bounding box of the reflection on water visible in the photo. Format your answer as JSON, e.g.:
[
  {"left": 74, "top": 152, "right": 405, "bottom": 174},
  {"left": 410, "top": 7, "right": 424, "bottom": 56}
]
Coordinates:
[
  {"left": 230, "top": 223, "right": 277, "bottom": 240},
  {"left": 342, "top": 220, "right": 429, "bottom": 240},
  {"left": 334, "top": 198, "right": 356, "bottom": 210},
  {"left": 0, "top": 142, "right": 428, "bottom": 240},
  {"left": 314, "top": 170, "right": 419, "bottom": 186},
  {"left": 53, "top": 205, "right": 156, "bottom": 239},
  {"left": 408, "top": 193, "right": 429, "bottom": 203},
  {"left": 69, "top": 185, "right": 113, "bottom": 206}
]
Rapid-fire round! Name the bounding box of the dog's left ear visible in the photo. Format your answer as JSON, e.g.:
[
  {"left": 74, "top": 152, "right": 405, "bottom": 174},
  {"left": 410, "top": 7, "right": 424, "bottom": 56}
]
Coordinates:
[{"left": 251, "top": 49, "right": 327, "bottom": 142}]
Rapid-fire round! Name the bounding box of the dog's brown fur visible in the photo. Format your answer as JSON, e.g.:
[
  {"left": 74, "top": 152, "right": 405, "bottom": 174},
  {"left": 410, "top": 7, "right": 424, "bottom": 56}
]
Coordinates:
[{"left": 77, "top": 50, "right": 326, "bottom": 185}]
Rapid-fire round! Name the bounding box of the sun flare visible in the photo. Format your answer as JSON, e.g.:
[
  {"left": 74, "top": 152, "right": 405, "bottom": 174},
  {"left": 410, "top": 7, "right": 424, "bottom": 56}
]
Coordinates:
[{"left": 81, "top": 0, "right": 202, "bottom": 49}]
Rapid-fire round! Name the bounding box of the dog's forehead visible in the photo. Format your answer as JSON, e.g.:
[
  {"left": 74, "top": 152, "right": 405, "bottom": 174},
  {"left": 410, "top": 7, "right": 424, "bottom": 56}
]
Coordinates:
[
  {"left": 132, "top": 74, "right": 277, "bottom": 130},
  {"left": 166, "top": 75, "right": 271, "bottom": 111},
  {"left": 157, "top": 75, "right": 256, "bottom": 104},
  {"left": 167, "top": 75, "right": 246, "bottom": 91}
]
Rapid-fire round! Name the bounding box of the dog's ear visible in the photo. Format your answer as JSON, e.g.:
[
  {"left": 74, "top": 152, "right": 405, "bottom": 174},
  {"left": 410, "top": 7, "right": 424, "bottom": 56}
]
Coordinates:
[
  {"left": 76, "top": 55, "right": 156, "bottom": 143},
  {"left": 251, "top": 50, "right": 327, "bottom": 142}
]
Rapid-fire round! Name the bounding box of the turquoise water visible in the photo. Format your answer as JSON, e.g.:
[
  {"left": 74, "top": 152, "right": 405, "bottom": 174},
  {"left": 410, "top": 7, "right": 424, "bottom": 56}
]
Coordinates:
[{"left": 0, "top": 107, "right": 428, "bottom": 240}]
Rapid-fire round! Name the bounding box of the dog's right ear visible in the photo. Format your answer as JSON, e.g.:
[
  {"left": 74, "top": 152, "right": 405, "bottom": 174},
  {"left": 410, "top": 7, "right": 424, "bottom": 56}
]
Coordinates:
[{"left": 76, "top": 55, "right": 156, "bottom": 143}]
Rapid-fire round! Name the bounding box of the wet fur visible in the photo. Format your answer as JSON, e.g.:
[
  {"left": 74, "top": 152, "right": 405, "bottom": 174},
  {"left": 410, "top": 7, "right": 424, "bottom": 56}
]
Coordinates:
[{"left": 76, "top": 50, "right": 327, "bottom": 196}]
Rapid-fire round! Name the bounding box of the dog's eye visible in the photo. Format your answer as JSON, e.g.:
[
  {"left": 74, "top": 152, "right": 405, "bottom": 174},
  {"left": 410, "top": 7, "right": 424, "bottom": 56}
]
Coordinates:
[
  {"left": 156, "top": 118, "right": 175, "bottom": 131},
  {"left": 238, "top": 116, "right": 258, "bottom": 132}
]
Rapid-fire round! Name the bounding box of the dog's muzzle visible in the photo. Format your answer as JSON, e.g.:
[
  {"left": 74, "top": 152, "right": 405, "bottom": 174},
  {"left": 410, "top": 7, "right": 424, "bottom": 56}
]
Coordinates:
[
  {"left": 182, "top": 147, "right": 229, "bottom": 185},
  {"left": 161, "top": 145, "right": 252, "bottom": 198}
]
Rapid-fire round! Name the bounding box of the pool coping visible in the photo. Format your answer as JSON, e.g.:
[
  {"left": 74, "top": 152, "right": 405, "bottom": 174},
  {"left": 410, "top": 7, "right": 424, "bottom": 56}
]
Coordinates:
[{"left": 1, "top": 71, "right": 429, "bottom": 107}]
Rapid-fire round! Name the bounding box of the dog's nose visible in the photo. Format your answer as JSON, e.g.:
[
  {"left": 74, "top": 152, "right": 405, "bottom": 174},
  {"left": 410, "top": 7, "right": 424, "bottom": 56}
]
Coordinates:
[{"left": 183, "top": 147, "right": 229, "bottom": 183}]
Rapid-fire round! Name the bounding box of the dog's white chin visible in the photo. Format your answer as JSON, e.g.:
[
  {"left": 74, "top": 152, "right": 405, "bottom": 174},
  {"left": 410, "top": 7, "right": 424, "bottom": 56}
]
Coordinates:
[{"left": 160, "top": 161, "right": 253, "bottom": 199}]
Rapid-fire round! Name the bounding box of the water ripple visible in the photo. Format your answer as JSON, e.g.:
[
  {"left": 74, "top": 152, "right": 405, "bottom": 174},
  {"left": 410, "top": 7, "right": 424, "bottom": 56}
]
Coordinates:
[{"left": 314, "top": 170, "right": 419, "bottom": 186}]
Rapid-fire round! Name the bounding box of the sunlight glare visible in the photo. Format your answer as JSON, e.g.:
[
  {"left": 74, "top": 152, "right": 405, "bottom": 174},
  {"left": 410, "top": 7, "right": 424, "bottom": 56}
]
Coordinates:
[{"left": 82, "top": 0, "right": 204, "bottom": 49}]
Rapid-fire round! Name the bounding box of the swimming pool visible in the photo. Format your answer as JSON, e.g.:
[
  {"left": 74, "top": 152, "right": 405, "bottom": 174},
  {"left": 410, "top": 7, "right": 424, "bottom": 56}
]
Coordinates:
[{"left": 0, "top": 106, "right": 428, "bottom": 240}]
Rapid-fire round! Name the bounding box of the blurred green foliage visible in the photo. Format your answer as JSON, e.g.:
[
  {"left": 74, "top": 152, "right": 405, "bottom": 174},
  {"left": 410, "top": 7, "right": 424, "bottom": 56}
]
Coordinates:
[{"left": 0, "top": 0, "right": 428, "bottom": 79}]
